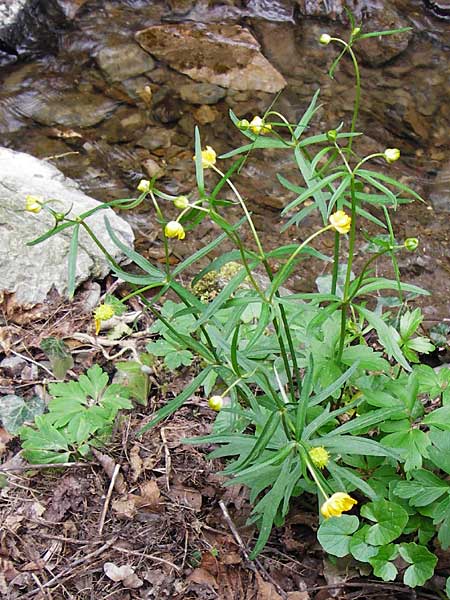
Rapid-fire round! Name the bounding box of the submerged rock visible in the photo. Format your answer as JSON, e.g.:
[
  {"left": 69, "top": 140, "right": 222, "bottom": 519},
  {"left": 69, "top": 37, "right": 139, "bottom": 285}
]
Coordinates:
[
  {"left": 96, "top": 41, "right": 156, "bottom": 82},
  {"left": 0, "top": 147, "right": 134, "bottom": 305},
  {"left": 135, "top": 23, "right": 287, "bottom": 93}
]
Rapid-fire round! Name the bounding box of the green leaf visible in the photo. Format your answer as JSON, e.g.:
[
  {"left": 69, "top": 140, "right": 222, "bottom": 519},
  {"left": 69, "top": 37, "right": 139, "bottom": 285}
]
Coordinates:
[
  {"left": 317, "top": 515, "right": 359, "bottom": 557},
  {"left": 361, "top": 500, "right": 408, "bottom": 545},
  {"left": 0, "top": 395, "right": 45, "bottom": 434},
  {"left": 357, "top": 306, "right": 410, "bottom": 371},
  {"left": 446, "top": 577, "right": 450, "bottom": 599},
  {"left": 115, "top": 358, "right": 151, "bottom": 406},
  {"left": 349, "top": 525, "right": 378, "bottom": 562},
  {"left": 137, "top": 367, "right": 213, "bottom": 433},
  {"left": 341, "top": 345, "right": 389, "bottom": 372},
  {"left": 423, "top": 405, "right": 450, "bottom": 430},
  {"left": 428, "top": 429, "right": 450, "bottom": 474},
  {"left": 293, "top": 88, "right": 321, "bottom": 139},
  {"left": 382, "top": 428, "right": 430, "bottom": 472},
  {"left": 164, "top": 349, "right": 193, "bottom": 370},
  {"left": 394, "top": 470, "right": 449, "bottom": 506},
  {"left": 368, "top": 544, "right": 398, "bottom": 581},
  {"left": 40, "top": 337, "right": 74, "bottom": 379},
  {"left": 398, "top": 543, "right": 437, "bottom": 587}
]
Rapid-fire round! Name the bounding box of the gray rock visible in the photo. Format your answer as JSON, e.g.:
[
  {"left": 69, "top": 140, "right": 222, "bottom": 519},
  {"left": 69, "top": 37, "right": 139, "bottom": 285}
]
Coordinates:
[
  {"left": 0, "top": 147, "right": 134, "bottom": 305},
  {"left": 18, "top": 90, "right": 118, "bottom": 128},
  {"left": 96, "top": 41, "right": 156, "bottom": 82},
  {"left": 136, "top": 126, "right": 174, "bottom": 150},
  {"left": 428, "top": 161, "right": 450, "bottom": 212},
  {"left": 179, "top": 82, "right": 226, "bottom": 105},
  {"left": 135, "top": 23, "right": 286, "bottom": 93}
]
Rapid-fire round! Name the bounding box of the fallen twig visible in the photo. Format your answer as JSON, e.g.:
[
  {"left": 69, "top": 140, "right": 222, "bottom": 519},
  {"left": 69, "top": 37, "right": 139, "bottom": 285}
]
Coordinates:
[
  {"left": 0, "top": 462, "right": 94, "bottom": 472},
  {"left": 112, "top": 545, "right": 180, "bottom": 572},
  {"left": 98, "top": 463, "right": 121, "bottom": 535}
]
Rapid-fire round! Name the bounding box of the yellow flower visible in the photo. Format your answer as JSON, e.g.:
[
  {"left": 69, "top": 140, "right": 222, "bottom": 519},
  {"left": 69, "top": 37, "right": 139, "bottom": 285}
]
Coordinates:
[
  {"left": 319, "top": 33, "right": 332, "bottom": 45},
  {"left": 173, "top": 195, "right": 189, "bottom": 210},
  {"left": 309, "top": 446, "right": 330, "bottom": 469},
  {"left": 25, "top": 195, "right": 43, "bottom": 214},
  {"left": 249, "top": 116, "right": 272, "bottom": 135},
  {"left": 329, "top": 210, "right": 351, "bottom": 234},
  {"left": 164, "top": 220, "right": 185, "bottom": 240},
  {"left": 137, "top": 179, "right": 151, "bottom": 193},
  {"left": 93, "top": 303, "right": 115, "bottom": 335},
  {"left": 208, "top": 395, "right": 223, "bottom": 411},
  {"left": 193, "top": 145, "right": 217, "bottom": 169},
  {"left": 321, "top": 492, "right": 357, "bottom": 519},
  {"left": 384, "top": 148, "right": 400, "bottom": 164}
]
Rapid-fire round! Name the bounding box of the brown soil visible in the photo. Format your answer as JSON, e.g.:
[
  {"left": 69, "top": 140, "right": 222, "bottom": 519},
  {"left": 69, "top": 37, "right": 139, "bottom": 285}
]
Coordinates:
[{"left": 0, "top": 287, "right": 445, "bottom": 600}]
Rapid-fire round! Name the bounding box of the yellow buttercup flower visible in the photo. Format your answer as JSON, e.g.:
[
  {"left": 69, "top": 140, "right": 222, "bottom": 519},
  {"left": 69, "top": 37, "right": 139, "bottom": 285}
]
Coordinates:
[
  {"left": 309, "top": 446, "right": 330, "bottom": 469},
  {"left": 329, "top": 210, "right": 351, "bottom": 234},
  {"left": 208, "top": 395, "right": 223, "bottom": 411},
  {"left": 25, "top": 195, "right": 43, "bottom": 214},
  {"left": 321, "top": 492, "right": 357, "bottom": 519},
  {"left": 193, "top": 145, "right": 216, "bottom": 169},
  {"left": 384, "top": 148, "right": 400, "bottom": 164},
  {"left": 164, "top": 220, "right": 185, "bottom": 240},
  {"left": 249, "top": 116, "right": 272, "bottom": 135},
  {"left": 93, "top": 303, "right": 115, "bottom": 335}
]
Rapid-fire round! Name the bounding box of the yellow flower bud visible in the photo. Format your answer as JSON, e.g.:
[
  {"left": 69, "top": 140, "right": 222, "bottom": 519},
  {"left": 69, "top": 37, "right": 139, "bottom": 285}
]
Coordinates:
[
  {"left": 352, "top": 27, "right": 361, "bottom": 37},
  {"left": 208, "top": 395, "right": 223, "bottom": 411},
  {"left": 326, "top": 129, "right": 337, "bottom": 143},
  {"left": 384, "top": 148, "right": 400, "bottom": 164},
  {"left": 319, "top": 33, "right": 332, "bottom": 45},
  {"left": 173, "top": 195, "right": 189, "bottom": 210},
  {"left": 249, "top": 116, "right": 272, "bottom": 135},
  {"left": 25, "top": 195, "right": 43, "bottom": 214},
  {"left": 137, "top": 179, "right": 151, "bottom": 193},
  {"left": 404, "top": 237, "right": 419, "bottom": 251},
  {"left": 164, "top": 220, "right": 185, "bottom": 240},
  {"left": 309, "top": 446, "right": 330, "bottom": 469},
  {"left": 320, "top": 492, "right": 357, "bottom": 519},
  {"left": 237, "top": 118, "right": 250, "bottom": 130},
  {"left": 193, "top": 146, "right": 217, "bottom": 169},
  {"left": 329, "top": 210, "right": 351, "bottom": 234},
  {"left": 93, "top": 303, "right": 115, "bottom": 335}
]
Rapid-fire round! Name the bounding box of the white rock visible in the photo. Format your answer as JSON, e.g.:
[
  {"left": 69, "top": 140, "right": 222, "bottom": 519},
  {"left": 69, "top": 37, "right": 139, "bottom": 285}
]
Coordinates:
[{"left": 0, "top": 147, "right": 134, "bottom": 305}]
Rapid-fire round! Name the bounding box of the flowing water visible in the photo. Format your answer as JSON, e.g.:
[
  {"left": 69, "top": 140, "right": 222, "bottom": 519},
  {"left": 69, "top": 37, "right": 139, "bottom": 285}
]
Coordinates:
[{"left": 1, "top": 0, "right": 450, "bottom": 319}]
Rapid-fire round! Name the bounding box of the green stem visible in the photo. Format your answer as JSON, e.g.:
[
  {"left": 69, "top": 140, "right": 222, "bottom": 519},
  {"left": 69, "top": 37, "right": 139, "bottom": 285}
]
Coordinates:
[
  {"left": 337, "top": 175, "right": 358, "bottom": 362},
  {"left": 331, "top": 232, "right": 340, "bottom": 295},
  {"left": 80, "top": 221, "right": 121, "bottom": 271},
  {"left": 149, "top": 190, "right": 171, "bottom": 279}
]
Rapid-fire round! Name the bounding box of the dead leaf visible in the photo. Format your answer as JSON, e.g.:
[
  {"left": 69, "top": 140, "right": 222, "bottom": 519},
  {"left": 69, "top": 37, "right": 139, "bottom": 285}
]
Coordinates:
[
  {"left": 255, "top": 573, "right": 283, "bottom": 600},
  {"left": 92, "top": 448, "right": 126, "bottom": 494},
  {"left": 169, "top": 485, "right": 202, "bottom": 511},
  {"left": 129, "top": 444, "right": 143, "bottom": 481},
  {"left": 112, "top": 496, "right": 137, "bottom": 520},
  {"left": 287, "top": 592, "right": 310, "bottom": 600},
  {"left": 187, "top": 567, "right": 218, "bottom": 589},
  {"left": 103, "top": 562, "right": 143, "bottom": 588},
  {"left": 45, "top": 475, "right": 89, "bottom": 522}
]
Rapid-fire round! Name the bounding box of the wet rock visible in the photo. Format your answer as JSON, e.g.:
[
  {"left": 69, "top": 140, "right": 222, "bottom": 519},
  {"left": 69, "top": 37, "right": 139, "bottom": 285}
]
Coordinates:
[
  {"left": 97, "top": 107, "right": 148, "bottom": 143},
  {"left": 0, "top": 0, "right": 87, "bottom": 61},
  {"left": 142, "top": 157, "right": 165, "bottom": 179},
  {"left": 295, "top": 0, "right": 370, "bottom": 20},
  {"left": 21, "top": 91, "right": 118, "bottom": 128},
  {"left": 135, "top": 23, "right": 287, "bottom": 93},
  {"left": 193, "top": 105, "right": 219, "bottom": 124},
  {"left": 179, "top": 82, "right": 226, "bottom": 105},
  {"left": 427, "top": 161, "right": 450, "bottom": 212},
  {"left": 136, "top": 126, "right": 174, "bottom": 151},
  {"left": 0, "top": 147, "right": 134, "bottom": 306},
  {"left": 166, "top": 0, "right": 195, "bottom": 15},
  {"left": 152, "top": 88, "right": 184, "bottom": 123},
  {"left": 96, "top": 41, "right": 155, "bottom": 83},
  {"left": 357, "top": 8, "right": 412, "bottom": 67}
]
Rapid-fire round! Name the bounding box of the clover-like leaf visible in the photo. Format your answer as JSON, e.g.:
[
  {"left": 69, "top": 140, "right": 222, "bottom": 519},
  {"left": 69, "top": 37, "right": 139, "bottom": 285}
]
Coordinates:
[
  {"left": 361, "top": 500, "right": 408, "bottom": 545},
  {"left": 398, "top": 542, "right": 437, "bottom": 587},
  {"left": 317, "top": 515, "right": 359, "bottom": 557}
]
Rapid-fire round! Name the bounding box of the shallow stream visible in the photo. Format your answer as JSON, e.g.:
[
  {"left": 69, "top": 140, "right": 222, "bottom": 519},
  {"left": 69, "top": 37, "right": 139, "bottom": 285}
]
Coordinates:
[{"left": 1, "top": 0, "right": 450, "bottom": 320}]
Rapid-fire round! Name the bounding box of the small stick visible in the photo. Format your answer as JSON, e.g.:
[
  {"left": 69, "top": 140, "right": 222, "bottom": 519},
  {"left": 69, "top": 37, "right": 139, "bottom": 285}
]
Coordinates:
[
  {"left": 98, "top": 464, "right": 121, "bottom": 535},
  {"left": 9, "top": 349, "right": 55, "bottom": 378},
  {"left": 160, "top": 427, "right": 171, "bottom": 491},
  {"left": 112, "top": 545, "right": 180, "bottom": 571},
  {"left": 218, "top": 500, "right": 287, "bottom": 600},
  {"left": 0, "top": 462, "right": 94, "bottom": 472},
  {"left": 24, "top": 538, "right": 117, "bottom": 596}
]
